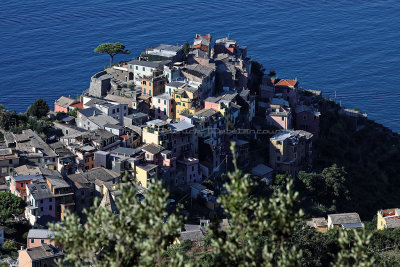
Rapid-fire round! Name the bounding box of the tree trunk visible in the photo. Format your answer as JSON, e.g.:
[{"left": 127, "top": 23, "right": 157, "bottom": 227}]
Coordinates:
[{"left": 110, "top": 55, "right": 114, "bottom": 67}]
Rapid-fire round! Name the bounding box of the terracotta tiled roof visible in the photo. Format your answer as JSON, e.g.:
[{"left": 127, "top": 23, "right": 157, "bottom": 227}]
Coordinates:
[
  {"left": 276, "top": 79, "right": 297, "bottom": 87},
  {"left": 70, "top": 102, "right": 84, "bottom": 109}
]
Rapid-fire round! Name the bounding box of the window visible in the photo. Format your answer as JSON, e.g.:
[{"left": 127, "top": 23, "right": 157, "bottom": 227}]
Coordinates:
[
  {"left": 49, "top": 205, "right": 52, "bottom": 211},
  {"left": 303, "top": 115, "right": 307, "bottom": 120},
  {"left": 192, "top": 166, "right": 194, "bottom": 171},
  {"left": 20, "top": 183, "right": 24, "bottom": 188},
  {"left": 40, "top": 200, "right": 43, "bottom": 204},
  {"left": 158, "top": 99, "right": 160, "bottom": 103},
  {"left": 277, "top": 156, "right": 281, "bottom": 161},
  {"left": 49, "top": 198, "right": 52, "bottom": 202},
  {"left": 167, "top": 73, "right": 169, "bottom": 78},
  {"left": 124, "top": 106, "right": 126, "bottom": 110},
  {"left": 169, "top": 88, "right": 171, "bottom": 94},
  {"left": 144, "top": 89, "right": 146, "bottom": 94},
  {"left": 66, "top": 129, "right": 69, "bottom": 134},
  {"left": 277, "top": 141, "right": 281, "bottom": 145},
  {"left": 281, "top": 116, "right": 284, "bottom": 121},
  {"left": 147, "top": 154, "right": 149, "bottom": 159},
  {"left": 9, "top": 159, "right": 12, "bottom": 164},
  {"left": 130, "top": 65, "right": 132, "bottom": 69},
  {"left": 164, "top": 100, "right": 166, "bottom": 105},
  {"left": 136, "top": 66, "right": 138, "bottom": 70},
  {"left": 41, "top": 239, "right": 45, "bottom": 244},
  {"left": 117, "top": 108, "right": 119, "bottom": 112},
  {"left": 149, "top": 90, "right": 151, "bottom": 96},
  {"left": 40, "top": 207, "right": 43, "bottom": 212},
  {"left": 183, "top": 103, "right": 186, "bottom": 107},
  {"left": 149, "top": 82, "right": 152, "bottom": 86},
  {"left": 143, "top": 67, "right": 145, "bottom": 71},
  {"left": 112, "top": 109, "right": 116, "bottom": 114},
  {"left": 164, "top": 108, "right": 166, "bottom": 113},
  {"left": 143, "top": 81, "right": 146, "bottom": 85},
  {"left": 24, "top": 196, "right": 26, "bottom": 201},
  {"left": 31, "top": 239, "right": 34, "bottom": 244}
]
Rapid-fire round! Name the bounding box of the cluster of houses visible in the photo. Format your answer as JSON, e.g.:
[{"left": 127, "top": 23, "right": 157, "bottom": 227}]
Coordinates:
[{"left": 0, "top": 33, "right": 355, "bottom": 266}]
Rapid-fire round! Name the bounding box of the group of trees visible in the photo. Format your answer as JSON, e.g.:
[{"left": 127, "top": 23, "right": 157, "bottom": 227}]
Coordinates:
[
  {"left": 52, "top": 144, "right": 375, "bottom": 266},
  {"left": 313, "top": 98, "right": 400, "bottom": 219},
  {"left": 0, "top": 99, "right": 51, "bottom": 135}
]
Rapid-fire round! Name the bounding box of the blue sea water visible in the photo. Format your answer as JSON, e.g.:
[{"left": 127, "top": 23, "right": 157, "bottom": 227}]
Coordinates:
[{"left": 0, "top": 0, "right": 399, "bottom": 131}]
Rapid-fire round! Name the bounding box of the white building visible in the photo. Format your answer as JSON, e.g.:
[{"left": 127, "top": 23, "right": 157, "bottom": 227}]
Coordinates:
[
  {"left": 95, "top": 101, "right": 128, "bottom": 125},
  {"left": 127, "top": 60, "right": 162, "bottom": 86}
]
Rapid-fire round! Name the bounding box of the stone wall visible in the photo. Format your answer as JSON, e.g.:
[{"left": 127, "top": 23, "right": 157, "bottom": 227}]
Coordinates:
[{"left": 88, "top": 71, "right": 111, "bottom": 97}]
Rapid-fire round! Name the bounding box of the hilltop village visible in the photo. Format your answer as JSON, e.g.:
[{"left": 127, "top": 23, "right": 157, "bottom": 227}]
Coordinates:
[{"left": 1, "top": 34, "right": 395, "bottom": 266}]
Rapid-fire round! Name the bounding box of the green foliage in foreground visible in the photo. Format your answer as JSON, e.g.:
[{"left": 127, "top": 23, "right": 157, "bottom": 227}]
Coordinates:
[
  {"left": 51, "top": 180, "right": 184, "bottom": 267},
  {"left": 52, "top": 144, "right": 378, "bottom": 266},
  {"left": 0, "top": 192, "right": 26, "bottom": 224}
]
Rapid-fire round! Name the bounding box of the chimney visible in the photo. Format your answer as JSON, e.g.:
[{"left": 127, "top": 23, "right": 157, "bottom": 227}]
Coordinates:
[{"left": 20, "top": 246, "right": 25, "bottom": 251}]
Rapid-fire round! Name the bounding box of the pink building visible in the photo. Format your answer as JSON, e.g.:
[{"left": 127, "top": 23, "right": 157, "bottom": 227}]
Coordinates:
[
  {"left": 295, "top": 105, "right": 321, "bottom": 137},
  {"left": 177, "top": 157, "right": 202, "bottom": 185},
  {"left": 152, "top": 93, "right": 175, "bottom": 120},
  {"left": 27, "top": 229, "right": 55, "bottom": 249},
  {"left": 54, "top": 96, "right": 77, "bottom": 113},
  {"left": 204, "top": 99, "right": 219, "bottom": 110},
  {"left": 142, "top": 144, "right": 177, "bottom": 171},
  {"left": 266, "top": 98, "right": 292, "bottom": 130}
]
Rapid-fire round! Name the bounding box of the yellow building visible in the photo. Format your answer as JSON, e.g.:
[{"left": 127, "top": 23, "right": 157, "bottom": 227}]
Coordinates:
[
  {"left": 173, "top": 84, "right": 200, "bottom": 117},
  {"left": 142, "top": 119, "right": 172, "bottom": 147},
  {"left": 136, "top": 163, "right": 158, "bottom": 188},
  {"left": 377, "top": 208, "right": 400, "bottom": 230}
]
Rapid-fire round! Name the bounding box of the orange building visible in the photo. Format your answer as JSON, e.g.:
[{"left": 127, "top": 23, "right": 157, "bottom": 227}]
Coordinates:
[
  {"left": 141, "top": 70, "right": 167, "bottom": 98},
  {"left": 10, "top": 175, "right": 43, "bottom": 201}
]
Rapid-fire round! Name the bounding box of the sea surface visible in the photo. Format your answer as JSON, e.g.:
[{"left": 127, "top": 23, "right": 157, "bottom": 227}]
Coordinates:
[{"left": 0, "top": 0, "right": 399, "bottom": 131}]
